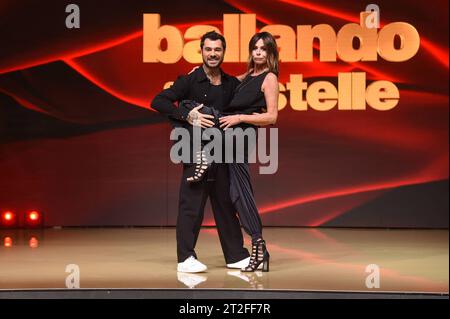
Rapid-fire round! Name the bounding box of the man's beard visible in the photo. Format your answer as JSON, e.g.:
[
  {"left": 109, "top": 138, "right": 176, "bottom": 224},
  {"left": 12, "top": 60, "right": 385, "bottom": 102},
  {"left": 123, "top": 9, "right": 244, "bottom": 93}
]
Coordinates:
[{"left": 203, "top": 56, "right": 223, "bottom": 68}]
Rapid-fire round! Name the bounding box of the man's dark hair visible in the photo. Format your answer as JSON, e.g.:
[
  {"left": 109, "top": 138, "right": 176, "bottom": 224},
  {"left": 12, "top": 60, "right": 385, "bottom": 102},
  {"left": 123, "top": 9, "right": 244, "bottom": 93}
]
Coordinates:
[{"left": 200, "top": 31, "right": 226, "bottom": 50}]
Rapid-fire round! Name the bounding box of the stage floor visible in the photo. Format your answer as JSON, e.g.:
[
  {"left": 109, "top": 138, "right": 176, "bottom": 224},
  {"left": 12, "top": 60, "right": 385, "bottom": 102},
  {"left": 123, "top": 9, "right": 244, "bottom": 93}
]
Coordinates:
[{"left": 0, "top": 227, "right": 448, "bottom": 295}]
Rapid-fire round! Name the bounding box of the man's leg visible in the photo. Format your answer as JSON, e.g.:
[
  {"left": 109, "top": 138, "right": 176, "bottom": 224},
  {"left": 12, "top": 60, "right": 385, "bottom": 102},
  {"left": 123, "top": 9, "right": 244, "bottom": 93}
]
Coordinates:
[
  {"left": 177, "top": 163, "right": 209, "bottom": 262},
  {"left": 209, "top": 163, "right": 250, "bottom": 264}
]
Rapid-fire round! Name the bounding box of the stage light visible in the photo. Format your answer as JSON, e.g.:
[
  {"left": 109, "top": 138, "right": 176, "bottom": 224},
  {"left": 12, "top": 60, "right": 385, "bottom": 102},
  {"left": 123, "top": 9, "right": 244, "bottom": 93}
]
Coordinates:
[
  {"left": 25, "top": 210, "right": 43, "bottom": 228},
  {"left": 3, "top": 236, "right": 13, "bottom": 247},
  {"left": 1, "top": 211, "right": 17, "bottom": 228}
]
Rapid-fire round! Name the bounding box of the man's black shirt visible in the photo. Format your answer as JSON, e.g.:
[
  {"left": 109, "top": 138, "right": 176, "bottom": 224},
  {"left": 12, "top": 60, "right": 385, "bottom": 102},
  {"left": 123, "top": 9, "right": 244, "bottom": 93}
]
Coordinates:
[{"left": 151, "top": 66, "right": 240, "bottom": 126}]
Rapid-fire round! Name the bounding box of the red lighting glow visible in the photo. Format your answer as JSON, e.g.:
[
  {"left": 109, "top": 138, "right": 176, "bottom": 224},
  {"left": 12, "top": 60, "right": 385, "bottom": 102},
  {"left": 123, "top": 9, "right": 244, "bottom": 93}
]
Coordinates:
[
  {"left": 4, "top": 237, "right": 13, "bottom": 247},
  {"left": 1, "top": 211, "right": 17, "bottom": 227},
  {"left": 25, "top": 210, "right": 43, "bottom": 227},
  {"left": 29, "top": 236, "right": 39, "bottom": 248}
]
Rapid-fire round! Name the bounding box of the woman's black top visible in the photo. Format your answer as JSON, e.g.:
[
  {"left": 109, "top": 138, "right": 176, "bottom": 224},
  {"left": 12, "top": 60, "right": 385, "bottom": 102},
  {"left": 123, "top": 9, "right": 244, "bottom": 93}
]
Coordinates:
[{"left": 223, "top": 71, "right": 269, "bottom": 115}]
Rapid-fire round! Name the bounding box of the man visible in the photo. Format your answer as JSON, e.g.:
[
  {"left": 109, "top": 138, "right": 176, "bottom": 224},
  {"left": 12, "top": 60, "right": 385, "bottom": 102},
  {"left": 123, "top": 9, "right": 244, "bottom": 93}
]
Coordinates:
[{"left": 151, "top": 31, "right": 250, "bottom": 273}]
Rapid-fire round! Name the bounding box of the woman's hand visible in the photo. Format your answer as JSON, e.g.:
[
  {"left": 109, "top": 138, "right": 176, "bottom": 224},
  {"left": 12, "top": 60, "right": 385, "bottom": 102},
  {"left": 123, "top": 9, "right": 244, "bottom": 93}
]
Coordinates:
[{"left": 219, "top": 114, "right": 242, "bottom": 130}]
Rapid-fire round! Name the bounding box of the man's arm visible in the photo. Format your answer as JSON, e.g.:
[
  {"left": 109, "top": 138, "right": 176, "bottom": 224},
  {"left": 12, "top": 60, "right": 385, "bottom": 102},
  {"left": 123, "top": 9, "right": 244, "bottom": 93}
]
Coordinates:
[
  {"left": 151, "top": 75, "right": 190, "bottom": 122},
  {"left": 235, "top": 68, "right": 251, "bottom": 82}
]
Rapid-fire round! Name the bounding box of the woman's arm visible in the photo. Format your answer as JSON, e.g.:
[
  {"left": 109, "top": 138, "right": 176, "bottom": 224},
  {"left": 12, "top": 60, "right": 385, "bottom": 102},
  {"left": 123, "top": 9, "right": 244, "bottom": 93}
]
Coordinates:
[
  {"left": 220, "top": 73, "right": 278, "bottom": 129},
  {"left": 241, "top": 73, "right": 278, "bottom": 125}
]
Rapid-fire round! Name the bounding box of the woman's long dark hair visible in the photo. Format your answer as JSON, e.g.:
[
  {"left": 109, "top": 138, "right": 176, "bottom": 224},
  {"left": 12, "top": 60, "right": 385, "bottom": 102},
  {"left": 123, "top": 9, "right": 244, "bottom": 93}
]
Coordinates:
[{"left": 247, "top": 32, "right": 279, "bottom": 75}]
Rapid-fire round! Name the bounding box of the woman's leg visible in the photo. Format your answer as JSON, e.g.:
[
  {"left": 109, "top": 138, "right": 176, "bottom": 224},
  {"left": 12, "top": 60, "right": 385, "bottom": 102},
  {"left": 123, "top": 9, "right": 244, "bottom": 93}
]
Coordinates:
[
  {"left": 228, "top": 162, "right": 263, "bottom": 240},
  {"left": 229, "top": 162, "right": 269, "bottom": 272},
  {"left": 184, "top": 104, "right": 219, "bottom": 183}
]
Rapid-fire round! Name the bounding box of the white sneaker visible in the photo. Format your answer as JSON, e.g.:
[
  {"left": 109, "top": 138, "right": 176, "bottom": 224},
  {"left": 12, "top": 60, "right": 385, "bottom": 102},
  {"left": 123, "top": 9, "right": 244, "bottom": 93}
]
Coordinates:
[
  {"left": 177, "top": 256, "right": 208, "bottom": 273},
  {"left": 227, "top": 257, "right": 263, "bottom": 269},
  {"left": 227, "top": 257, "right": 251, "bottom": 269},
  {"left": 177, "top": 272, "right": 207, "bottom": 288}
]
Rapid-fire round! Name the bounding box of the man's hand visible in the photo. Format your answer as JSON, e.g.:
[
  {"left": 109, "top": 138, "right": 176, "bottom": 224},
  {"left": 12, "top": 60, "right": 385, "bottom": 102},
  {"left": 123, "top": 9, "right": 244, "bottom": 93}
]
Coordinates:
[
  {"left": 188, "top": 65, "right": 200, "bottom": 75},
  {"left": 187, "top": 104, "right": 215, "bottom": 128}
]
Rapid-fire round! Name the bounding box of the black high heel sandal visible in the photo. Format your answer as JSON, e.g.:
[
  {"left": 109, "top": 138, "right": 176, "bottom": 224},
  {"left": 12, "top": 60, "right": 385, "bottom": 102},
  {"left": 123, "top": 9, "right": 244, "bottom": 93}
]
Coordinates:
[
  {"left": 186, "top": 149, "right": 211, "bottom": 183},
  {"left": 241, "top": 238, "right": 270, "bottom": 272}
]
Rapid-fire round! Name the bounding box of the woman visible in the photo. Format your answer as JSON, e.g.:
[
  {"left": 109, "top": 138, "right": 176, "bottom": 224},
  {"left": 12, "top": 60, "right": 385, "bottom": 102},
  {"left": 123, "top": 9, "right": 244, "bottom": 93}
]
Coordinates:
[
  {"left": 221, "top": 32, "right": 278, "bottom": 272},
  {"left": 184, "top": 32, "right": 279, "bottom": 272}
]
